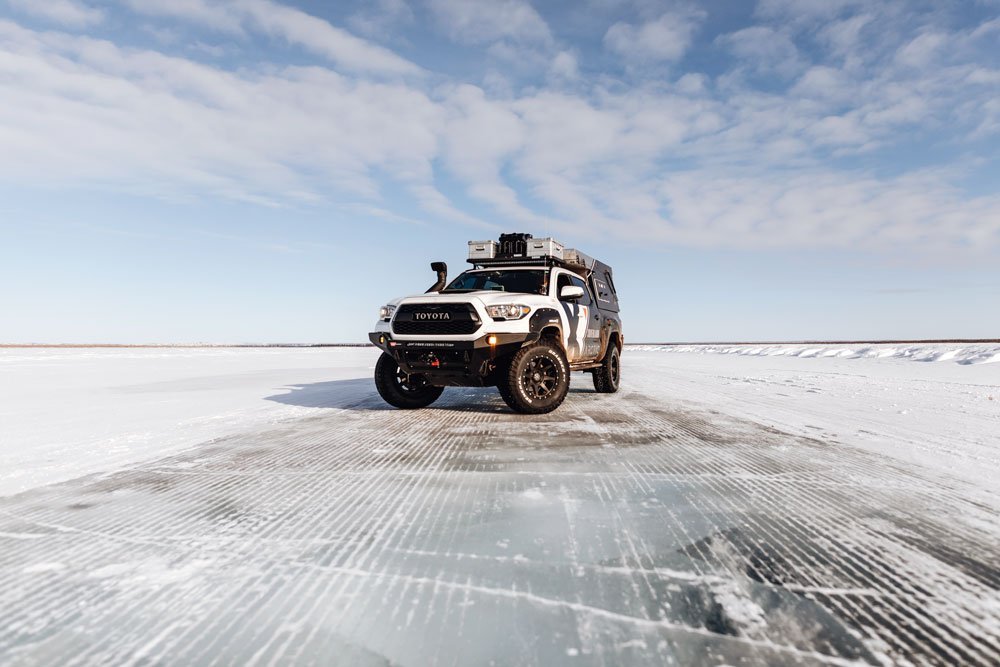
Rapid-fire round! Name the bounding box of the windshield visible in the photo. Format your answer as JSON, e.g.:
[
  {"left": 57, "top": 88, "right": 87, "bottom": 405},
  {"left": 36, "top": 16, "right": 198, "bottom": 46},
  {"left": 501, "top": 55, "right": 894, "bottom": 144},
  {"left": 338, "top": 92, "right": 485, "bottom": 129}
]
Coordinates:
[{"left": 443, "top": 269, "right": 547, "bottom": 295}]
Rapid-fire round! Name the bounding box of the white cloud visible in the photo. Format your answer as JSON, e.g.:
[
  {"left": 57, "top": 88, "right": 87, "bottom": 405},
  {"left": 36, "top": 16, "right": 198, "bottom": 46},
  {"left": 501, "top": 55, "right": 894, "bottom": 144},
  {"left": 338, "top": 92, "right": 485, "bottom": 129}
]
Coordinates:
[
  {"left": 0, "top": 2, "right": 998, "bottom": 254},
  {"left": 790, "top": 65, "right": 854, "bottom": 103},
  {"left": 895, "top": 32, "right": 947, "bottom": 68},
  {"left": 442, "top": 85, "right": 557, "bottom": 229},
  {"left": 807, "top": 114, "right": 870, "bottom": 147},
  {"left": 348, "top": 0, "right": 414, "bottom": 38},
  {"left": 817, "top": 13, "right": 873, "bottom": 59},
  {"left": 659, "top": 170, "right": 1000, "bottom": 249},
  {"left": 120, "top": 0, "right": 242, "bottom": 33},
  {"left": 426, "top": 0, "right": 552, "bottom": 45},
  {"left": 5, "top": 0, "right": 104, "bottom": 27},
  {"left": 549, "top": 50, "right": 579, "bottom": 80},
  {"left": 0, "top": 20, "right": 435, "bottom": 204},
  {"left": 120, "top": 0, "right": 421, "bottom": 76},
  {"left": 604, "top": 9, "right": 705, "bottom": 64},
  {"left": 240, "top": 0, "right": 421, "bottom": 75},
  {"left": 716, "top": 26, "right": 803, "bottom": 78},
  {"left": 755, "top": 0, "right": 863, "bottom": 23}
]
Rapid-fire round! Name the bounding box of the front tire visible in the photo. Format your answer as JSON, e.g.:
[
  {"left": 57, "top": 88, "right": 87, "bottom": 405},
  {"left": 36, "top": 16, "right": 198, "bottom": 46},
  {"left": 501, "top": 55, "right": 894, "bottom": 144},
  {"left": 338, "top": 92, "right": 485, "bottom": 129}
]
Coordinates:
[
  {"left": 374, "top": 352, "right": 444, "bottom": 409},
  {"left": 592, "top": 344, "right": 621, "bottom": 393},
  {"left": 498, "top": 341, "right": 570, "bottom": 414}
]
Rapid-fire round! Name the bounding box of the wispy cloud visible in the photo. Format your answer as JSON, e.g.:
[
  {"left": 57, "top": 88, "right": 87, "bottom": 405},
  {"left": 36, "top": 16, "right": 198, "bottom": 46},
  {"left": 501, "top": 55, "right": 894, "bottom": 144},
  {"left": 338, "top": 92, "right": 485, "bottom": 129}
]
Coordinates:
[
  {"left": 348, "top": 0, "right": 414, "bottom": 39},
  {"left": 716, "top": 26, "right": 803, "bottom": 78},
  {"left": 0, "top": 19, "right": 435, "bottom": 202},
  {"left": 604, "top": 8, "right": 706, "bottom": 64},
  {"left": 120, "top": 0, "right": 421, "bottom": 76},
  {"left": 426, "top": 0, "right": 553, "bottom": 45},
  {"left": 754, "top": 0, "right": 864, "bottom": 23},
  {"left": 5, "top": 0, "right": 103, "bottom": 27},
  {"left": 0, "top": 1, "right": 997, "bottom": 254}
]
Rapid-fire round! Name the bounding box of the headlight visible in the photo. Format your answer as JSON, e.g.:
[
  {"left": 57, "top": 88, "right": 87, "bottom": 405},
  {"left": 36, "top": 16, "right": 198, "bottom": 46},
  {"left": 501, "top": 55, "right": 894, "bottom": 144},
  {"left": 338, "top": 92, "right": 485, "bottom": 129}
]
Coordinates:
[
  {"left": 486, "top": 304, "right": 531, "bottom": 320},
  {"left": 379, "top": 304, "right": 396, "bottom": 321}
]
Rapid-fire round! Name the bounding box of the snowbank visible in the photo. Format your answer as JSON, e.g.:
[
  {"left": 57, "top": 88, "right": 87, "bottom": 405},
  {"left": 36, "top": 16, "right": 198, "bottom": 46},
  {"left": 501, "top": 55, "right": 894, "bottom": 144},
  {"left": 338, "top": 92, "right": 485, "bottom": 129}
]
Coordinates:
[{"left": 627, "top": 343, "right": 1000, "bottom": 365}]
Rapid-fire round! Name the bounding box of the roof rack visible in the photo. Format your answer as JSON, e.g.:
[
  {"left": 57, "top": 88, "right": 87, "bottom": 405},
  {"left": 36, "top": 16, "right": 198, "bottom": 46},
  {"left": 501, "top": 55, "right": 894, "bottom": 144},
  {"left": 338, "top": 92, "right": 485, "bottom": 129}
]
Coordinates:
[
  {"left": 468, "top": 255, "right": 569, "bottom": 269},
  {"left": 467, "top": 234, "right": 594, "bottom": 275}
]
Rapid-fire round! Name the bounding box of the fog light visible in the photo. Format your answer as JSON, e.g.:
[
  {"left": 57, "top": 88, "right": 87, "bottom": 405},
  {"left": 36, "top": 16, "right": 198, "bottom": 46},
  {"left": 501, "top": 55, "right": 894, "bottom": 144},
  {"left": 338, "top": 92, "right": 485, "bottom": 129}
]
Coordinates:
[
  {"left": 379, "top": 335, "right": 385, "bottom": 345},
  {"left": 487, "top": 335, "right": 498, "bottom": 346}
]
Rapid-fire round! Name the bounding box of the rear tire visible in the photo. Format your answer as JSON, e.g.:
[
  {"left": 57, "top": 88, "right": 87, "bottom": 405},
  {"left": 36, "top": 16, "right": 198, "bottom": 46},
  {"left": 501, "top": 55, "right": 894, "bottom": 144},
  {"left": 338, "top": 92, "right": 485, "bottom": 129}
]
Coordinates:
[
  {"left": 592, "top": 344, "right": 621, "bottom": 393},
  {"left": 374, "top": 352, "right": 444, "bottom": 409},
  {"left": 498, "top": 341, "right": 570, "bottom": 414}
]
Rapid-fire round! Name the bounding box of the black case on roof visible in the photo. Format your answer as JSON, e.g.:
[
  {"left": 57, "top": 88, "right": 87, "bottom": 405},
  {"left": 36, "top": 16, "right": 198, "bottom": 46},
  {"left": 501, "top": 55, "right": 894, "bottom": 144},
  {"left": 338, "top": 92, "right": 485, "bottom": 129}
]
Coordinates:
[{"left": 497, "top": 233, "right": 533, "bottom": 257}]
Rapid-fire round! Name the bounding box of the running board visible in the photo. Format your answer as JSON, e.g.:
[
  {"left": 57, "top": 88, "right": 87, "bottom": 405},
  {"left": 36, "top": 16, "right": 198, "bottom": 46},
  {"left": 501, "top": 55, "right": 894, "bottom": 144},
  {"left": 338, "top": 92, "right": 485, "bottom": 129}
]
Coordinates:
[{"left": 570, "top": 362, "right": 601, "bottom": 371}]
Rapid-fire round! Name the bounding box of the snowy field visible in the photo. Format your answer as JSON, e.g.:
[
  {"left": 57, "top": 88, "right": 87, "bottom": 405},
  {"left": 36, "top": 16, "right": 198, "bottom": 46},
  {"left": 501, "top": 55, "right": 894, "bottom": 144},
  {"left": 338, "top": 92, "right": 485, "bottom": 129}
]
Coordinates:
[
  {"left": 0, "top": 347, "right": 374, "bottom": 497},
  {"left": 1, "top": 345, "right": 998, "bottom": 665}
]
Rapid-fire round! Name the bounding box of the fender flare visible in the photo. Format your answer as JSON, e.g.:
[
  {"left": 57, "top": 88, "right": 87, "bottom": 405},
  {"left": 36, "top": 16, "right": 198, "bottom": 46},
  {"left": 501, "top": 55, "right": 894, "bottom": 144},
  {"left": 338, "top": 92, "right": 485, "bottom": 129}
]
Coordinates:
[
  {"left": 597, "top": 320, "right": 623, "bottom": 361},
  {"left": 528, "top": 308, "right": 563, "bottom": 347}
]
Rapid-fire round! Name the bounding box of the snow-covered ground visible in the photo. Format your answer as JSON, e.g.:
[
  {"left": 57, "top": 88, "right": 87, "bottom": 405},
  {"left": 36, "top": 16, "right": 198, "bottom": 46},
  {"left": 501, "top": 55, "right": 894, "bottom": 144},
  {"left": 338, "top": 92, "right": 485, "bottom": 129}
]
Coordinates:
[
  {"left": 1, "top": 345, "right": 998, "bottom": 665},
  {"left": 3, "top": 344, "right": 996, "bottom": 497},
  {"left": 627, "top": 343, "right": 1000, "bottom": 493},
  {"left": 0, "top": 347, "right": 373, "bottom": 496}
]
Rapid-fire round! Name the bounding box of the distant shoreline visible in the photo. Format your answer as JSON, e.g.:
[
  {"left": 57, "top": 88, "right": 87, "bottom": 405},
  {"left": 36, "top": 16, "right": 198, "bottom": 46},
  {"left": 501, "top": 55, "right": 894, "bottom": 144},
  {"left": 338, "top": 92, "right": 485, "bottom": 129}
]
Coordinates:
[{"left": 2, "top": 339, "right": 997, "bottom": 349}]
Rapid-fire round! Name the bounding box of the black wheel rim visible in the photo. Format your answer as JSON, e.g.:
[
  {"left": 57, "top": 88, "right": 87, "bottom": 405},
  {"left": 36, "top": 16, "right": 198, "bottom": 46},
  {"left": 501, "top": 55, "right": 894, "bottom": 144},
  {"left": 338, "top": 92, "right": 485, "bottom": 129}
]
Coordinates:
[
  {"left": 521, "top": 355, "right": 559, "bottom": 400},
  {"left": 610, "top": 351, "right": 620, "bottom": 385}
]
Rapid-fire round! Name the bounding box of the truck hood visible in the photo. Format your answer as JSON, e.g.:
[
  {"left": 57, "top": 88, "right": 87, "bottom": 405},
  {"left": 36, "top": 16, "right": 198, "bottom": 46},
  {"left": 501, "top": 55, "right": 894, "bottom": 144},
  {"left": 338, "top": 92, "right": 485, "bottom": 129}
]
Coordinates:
[{"left": 391, "top": 291, "right": 545, "bottom": 308}]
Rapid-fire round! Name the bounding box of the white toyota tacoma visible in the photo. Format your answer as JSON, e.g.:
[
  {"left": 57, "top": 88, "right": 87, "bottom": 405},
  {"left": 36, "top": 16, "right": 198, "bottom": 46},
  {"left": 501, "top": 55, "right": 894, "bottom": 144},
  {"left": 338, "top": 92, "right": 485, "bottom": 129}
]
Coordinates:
[{"left": 369, "top": 233, "right": 623, "bottom": 414}]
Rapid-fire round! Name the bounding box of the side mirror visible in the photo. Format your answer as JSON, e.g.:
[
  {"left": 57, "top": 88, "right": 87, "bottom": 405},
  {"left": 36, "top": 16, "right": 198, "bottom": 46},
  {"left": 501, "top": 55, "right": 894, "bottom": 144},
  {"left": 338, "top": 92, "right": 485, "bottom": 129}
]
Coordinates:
[{"left": 560, "top": 285, "right": 584, "bottom": 300}]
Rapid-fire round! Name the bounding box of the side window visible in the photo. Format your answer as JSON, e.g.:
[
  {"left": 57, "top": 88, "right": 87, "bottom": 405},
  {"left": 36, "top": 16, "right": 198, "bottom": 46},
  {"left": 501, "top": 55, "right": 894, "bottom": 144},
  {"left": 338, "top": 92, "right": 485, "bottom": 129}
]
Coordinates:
[
  {"left": 570, "top": 276, "right": 593, "bottom": 306},
  {"left": 556, "top": 273, "right": 574, "bottom": 300},
  {"left": 604, "top": 271, "right": 617, "bottom": 297},
  {"left": 591, "top": 271, "right": 616, "bottom": 307}
]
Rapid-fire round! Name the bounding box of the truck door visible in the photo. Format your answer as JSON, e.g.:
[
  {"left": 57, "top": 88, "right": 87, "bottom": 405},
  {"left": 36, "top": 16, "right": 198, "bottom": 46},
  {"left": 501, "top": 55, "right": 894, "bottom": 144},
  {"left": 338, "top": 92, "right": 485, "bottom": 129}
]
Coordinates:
[
  {"left": 569, "top": 275, "right": 602, "bottom": 361},
  {"left": 556, "top": 272, "right": 587, "bottom": 362}
]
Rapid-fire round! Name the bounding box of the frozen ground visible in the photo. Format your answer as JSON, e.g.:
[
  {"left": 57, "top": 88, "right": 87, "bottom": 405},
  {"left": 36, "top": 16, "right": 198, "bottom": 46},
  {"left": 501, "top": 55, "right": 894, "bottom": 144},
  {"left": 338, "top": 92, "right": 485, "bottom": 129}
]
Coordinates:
[
  {"left": 0, "top": 347, "right": 373, "bottom": 496},
  {"left": 628, "top": 343, "right": 1000, "bottom": 492},
  {"left": 1, "top": 345, "right": 998, "bottom": 665}
]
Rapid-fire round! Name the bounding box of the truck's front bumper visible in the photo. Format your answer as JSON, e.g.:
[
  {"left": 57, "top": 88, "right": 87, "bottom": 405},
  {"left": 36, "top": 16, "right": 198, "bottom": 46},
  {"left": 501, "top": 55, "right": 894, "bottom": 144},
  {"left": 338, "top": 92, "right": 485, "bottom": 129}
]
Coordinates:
[{"left": 369, "top": 332, "right": 538, "bottom": 387}]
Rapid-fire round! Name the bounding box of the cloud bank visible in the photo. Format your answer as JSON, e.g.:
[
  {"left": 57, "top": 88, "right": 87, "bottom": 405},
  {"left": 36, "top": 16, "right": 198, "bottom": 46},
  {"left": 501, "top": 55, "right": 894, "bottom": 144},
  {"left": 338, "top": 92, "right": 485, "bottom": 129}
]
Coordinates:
[{"left": 0, "top": 0, "right": 997, "bottom": 251}]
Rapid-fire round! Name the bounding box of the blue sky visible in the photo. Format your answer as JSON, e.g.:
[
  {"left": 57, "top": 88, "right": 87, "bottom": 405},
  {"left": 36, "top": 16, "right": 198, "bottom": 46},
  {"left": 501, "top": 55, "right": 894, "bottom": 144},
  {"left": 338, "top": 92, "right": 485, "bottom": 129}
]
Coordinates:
[{"left": 1, "top": 0, "right": 998, "bottom": 343}]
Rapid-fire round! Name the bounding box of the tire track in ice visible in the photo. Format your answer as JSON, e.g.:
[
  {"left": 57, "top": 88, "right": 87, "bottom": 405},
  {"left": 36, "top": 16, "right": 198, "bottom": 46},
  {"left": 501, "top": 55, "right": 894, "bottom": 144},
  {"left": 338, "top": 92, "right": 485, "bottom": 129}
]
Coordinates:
[
  {"left": 1, "top": 385, "right": 997, "bottom": 666},
  {"left": 620, "top": 396, "right": 988, "bottom": 664},
  {"left": 609, "top": 392, "right": 999, "bottom": 665}
]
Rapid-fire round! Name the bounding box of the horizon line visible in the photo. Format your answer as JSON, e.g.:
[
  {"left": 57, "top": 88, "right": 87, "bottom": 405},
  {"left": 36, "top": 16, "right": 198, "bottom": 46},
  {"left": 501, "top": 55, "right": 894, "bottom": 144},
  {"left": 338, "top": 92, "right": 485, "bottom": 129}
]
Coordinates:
[{"left": 1, "top": 339, "right": 998, "bottom": 349}]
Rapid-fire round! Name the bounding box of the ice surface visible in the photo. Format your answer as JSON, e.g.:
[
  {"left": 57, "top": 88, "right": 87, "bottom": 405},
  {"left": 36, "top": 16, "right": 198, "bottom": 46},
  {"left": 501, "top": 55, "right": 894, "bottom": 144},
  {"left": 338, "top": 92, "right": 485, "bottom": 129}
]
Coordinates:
[
  {"left": 0, "top": 348, "right": 373, "bottom": 496},
  {"left": 1, "top": 345, "right": 998, "bottom": 665}
]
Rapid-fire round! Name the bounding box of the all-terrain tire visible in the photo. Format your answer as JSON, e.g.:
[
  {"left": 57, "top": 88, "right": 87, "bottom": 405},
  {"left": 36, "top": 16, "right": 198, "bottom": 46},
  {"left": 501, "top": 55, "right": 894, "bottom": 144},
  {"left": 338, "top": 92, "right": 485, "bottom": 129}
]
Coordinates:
[
  {"left": 498, "top": 341, "right": 570, "bottom": 414},
  {"left": 374, "top": 352, "right": 444, "bottom": 409},
  {"left": 592, "top": 343, "right": 621, "bottom": 393}
]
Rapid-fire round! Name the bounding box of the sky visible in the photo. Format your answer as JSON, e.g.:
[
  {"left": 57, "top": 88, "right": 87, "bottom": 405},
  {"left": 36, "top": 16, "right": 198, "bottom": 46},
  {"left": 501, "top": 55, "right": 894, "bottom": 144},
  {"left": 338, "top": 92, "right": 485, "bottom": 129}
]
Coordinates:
[{"left": 0, "top": 0, "right": 998, "bottom": 344}]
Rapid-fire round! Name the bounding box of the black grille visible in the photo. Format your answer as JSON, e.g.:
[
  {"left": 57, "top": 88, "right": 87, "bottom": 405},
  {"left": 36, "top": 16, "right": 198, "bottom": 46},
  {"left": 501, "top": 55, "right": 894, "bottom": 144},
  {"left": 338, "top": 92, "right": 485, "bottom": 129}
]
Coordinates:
[
  {"left": 393, "top": 303, "right": 480, "bottom": 336},
  {"left": 394, "top": 320, "right": 480, "bottom": 335}
]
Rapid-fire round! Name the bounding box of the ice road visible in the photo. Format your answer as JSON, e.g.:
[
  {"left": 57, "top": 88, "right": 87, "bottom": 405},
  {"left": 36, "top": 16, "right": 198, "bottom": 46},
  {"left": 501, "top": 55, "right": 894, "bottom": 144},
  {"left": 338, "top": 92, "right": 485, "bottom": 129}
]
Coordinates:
[{"left": 1, "top": 346, "right": 998, "bottom": 666}]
